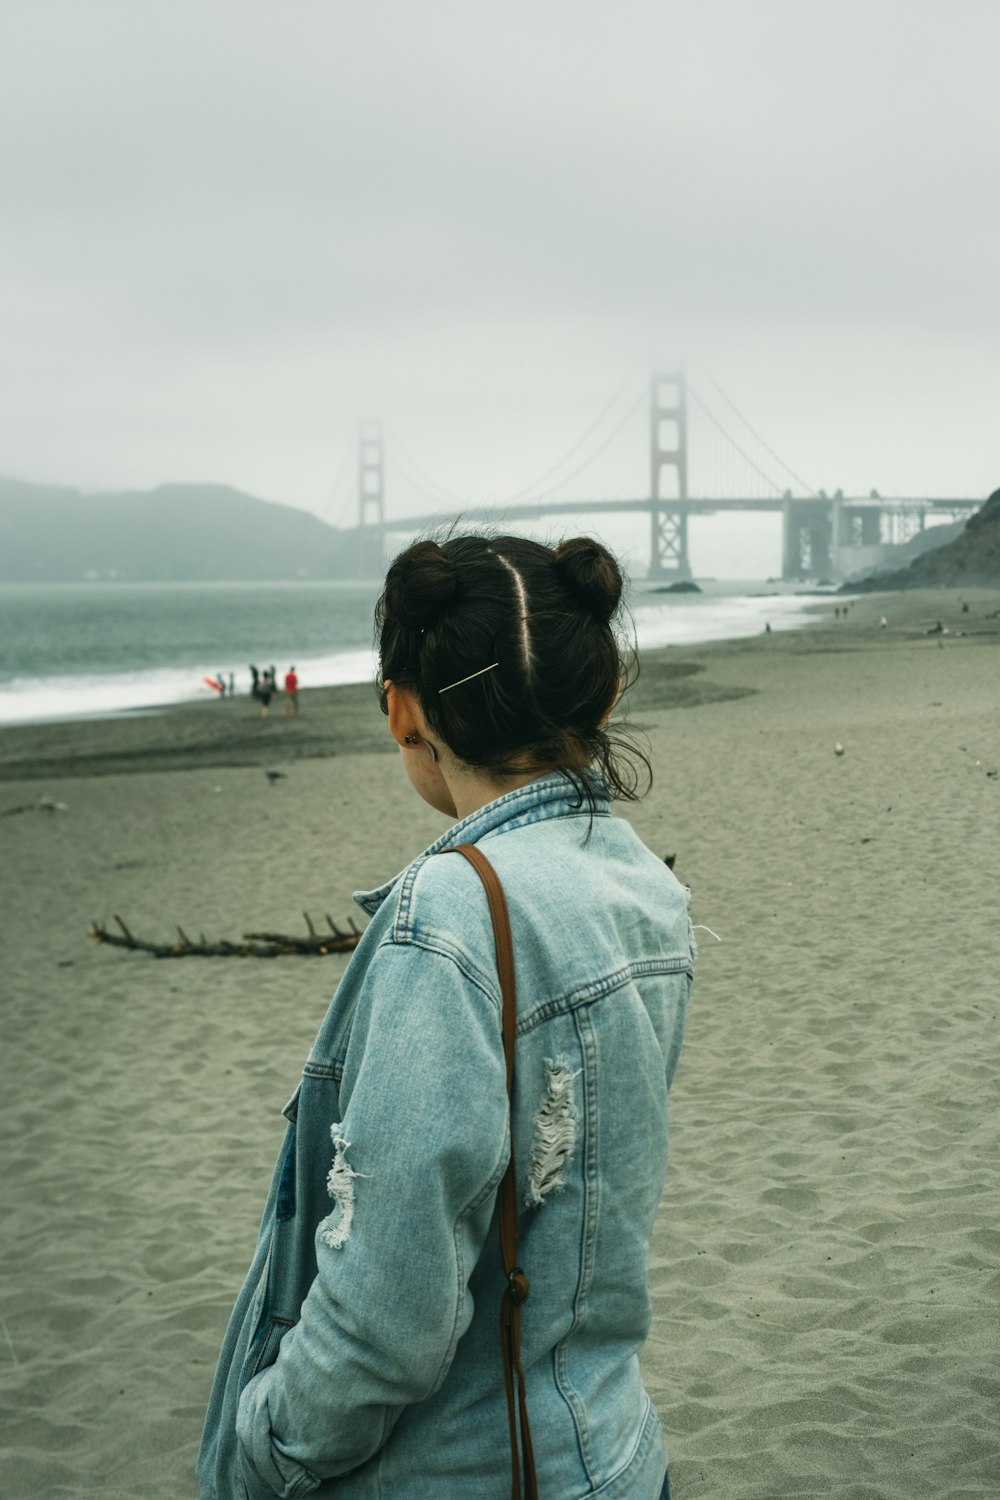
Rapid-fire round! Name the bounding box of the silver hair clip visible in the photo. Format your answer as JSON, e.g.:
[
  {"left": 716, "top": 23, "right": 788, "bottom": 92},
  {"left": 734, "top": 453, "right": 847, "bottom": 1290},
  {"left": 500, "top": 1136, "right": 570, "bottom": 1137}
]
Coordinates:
[{"left": 439, "top": 662, "right": 499, "bottom": 694}]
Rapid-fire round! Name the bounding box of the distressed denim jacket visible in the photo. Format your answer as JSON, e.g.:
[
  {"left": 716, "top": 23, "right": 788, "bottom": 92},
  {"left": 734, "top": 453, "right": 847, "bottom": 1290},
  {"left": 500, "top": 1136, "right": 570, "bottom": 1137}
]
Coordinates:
[{"left": 198, "top": 774, "right": 693, "bottom": 1500}]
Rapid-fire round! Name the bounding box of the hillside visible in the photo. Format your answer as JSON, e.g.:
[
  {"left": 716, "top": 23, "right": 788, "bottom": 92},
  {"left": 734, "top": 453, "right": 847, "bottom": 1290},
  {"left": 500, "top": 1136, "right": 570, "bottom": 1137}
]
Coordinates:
[
  {"left": 0, "top": 477, "right": 358, "bottom": 582},
  {"left": 846, "top": 489, "right": 1000, "bottom": 592}
]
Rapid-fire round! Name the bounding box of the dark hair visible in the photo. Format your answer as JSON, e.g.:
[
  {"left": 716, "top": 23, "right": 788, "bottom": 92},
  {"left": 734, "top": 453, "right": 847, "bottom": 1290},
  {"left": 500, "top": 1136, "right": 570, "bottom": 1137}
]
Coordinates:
[{"left": 375, "top": 532, "right": 651, "bottom": 802}]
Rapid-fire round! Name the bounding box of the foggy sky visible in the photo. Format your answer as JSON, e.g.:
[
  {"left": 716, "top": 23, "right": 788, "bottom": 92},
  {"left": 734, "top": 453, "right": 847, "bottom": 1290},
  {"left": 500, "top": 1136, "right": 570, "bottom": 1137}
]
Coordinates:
[{"left": 2, "top": 0, "right": 997, "bottom": 574}]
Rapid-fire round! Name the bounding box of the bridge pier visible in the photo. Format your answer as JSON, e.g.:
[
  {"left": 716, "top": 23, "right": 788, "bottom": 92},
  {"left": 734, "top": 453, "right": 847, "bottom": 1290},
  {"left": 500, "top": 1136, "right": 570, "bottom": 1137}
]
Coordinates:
[
  {"left": 782, "top": 496, "right": 834, "bottom": 580},
  {"left": 830, "top": 501, "right": 884, "bottom": 579},
  {"left": 782, "top": 493, "right": 954, "bottom": 581}
]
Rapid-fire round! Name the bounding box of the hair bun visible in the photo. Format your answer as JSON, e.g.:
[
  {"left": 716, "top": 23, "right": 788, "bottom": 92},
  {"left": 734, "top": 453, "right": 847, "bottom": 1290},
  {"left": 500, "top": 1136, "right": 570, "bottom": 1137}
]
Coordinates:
[
  {"left": 553, "top": 537, "right": 622, "bottom": 624},
  {"left": 385, "top": 539, "right": 459, "bottom": 630}
]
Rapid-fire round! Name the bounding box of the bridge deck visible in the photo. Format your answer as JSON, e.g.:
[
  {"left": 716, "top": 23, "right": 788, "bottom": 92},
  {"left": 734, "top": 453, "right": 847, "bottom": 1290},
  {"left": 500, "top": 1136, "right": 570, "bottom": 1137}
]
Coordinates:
[{"left": 379, "top": 495, "right": 981, "bottom": 533}]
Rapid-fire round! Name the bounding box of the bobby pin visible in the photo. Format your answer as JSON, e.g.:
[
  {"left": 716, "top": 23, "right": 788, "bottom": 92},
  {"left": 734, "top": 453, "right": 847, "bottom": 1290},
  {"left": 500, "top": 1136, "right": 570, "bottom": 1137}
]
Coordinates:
[{"left": 439, "top": 662, "right": 500, "bottom": 693}]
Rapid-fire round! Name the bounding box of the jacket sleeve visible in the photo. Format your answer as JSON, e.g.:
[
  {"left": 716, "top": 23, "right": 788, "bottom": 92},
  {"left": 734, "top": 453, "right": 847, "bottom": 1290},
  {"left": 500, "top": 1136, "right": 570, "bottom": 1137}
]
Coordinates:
[{"left": 236, "top": 937, "right": 509, "bottom": 1495}]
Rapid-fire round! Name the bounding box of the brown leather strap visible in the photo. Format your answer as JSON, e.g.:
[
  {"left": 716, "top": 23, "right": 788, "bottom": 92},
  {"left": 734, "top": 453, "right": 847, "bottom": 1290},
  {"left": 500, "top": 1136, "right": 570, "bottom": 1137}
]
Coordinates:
[{"left": 446, "top": 843, "right": 539, "bottom": 1500}]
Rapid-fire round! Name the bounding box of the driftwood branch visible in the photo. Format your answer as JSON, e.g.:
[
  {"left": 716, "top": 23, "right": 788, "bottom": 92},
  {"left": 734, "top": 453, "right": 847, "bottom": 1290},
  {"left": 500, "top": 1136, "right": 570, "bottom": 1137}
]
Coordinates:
[
  {"left": 88, "top": 913, "right": 363, "bottom": 959},
  {"left": 2, "top": 794, "right": 69, "bottom": 817}
]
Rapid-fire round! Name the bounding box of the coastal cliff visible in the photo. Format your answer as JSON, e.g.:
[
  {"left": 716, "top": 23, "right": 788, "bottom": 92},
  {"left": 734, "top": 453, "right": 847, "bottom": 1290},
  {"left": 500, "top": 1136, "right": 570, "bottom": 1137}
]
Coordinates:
[{"left": 848, "top": 487, "right": 1000, "bottom": 591}]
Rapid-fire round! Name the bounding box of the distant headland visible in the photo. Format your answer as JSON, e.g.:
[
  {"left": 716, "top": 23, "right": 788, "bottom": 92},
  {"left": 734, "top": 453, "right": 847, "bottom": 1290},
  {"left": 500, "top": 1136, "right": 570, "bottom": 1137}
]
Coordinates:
[{"left": 0, "top": 476, "right": 355, "bottom": 583}]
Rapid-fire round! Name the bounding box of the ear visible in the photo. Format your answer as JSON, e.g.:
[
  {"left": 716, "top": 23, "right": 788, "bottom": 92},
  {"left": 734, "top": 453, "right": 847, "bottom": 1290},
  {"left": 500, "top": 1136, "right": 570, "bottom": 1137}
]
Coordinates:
[{"left": 384, "top": 681, "right": 429, "bottom": 747}]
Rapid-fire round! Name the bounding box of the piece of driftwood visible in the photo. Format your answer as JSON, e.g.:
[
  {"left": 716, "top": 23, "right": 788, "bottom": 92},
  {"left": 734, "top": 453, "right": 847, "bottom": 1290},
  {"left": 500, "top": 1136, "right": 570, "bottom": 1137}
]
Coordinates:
[
  {"left": 2, "top": 794, "right": 69, "bottom": 817},
  {"left": 88, "top": 913, "right": 363, "bottom": 959}
]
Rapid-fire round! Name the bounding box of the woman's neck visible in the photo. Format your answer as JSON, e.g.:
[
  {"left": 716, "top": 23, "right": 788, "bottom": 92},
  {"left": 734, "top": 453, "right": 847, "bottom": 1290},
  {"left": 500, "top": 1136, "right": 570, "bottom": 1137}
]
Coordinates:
[{"left": 446, "top": 765, "right": 549, "bottom": 822}]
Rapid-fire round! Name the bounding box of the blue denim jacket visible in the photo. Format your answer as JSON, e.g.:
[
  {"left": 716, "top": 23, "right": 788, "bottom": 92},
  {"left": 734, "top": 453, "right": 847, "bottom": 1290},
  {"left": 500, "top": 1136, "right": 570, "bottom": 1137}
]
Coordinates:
[{"left": 198, "top": 774, "right": 693, "bottom": 1499}]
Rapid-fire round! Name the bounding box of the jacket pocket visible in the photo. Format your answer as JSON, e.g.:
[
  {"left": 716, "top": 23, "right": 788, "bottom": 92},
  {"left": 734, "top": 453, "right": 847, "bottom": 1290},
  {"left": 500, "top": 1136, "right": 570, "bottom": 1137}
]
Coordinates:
[
  {"left": 245, "top": 1314, "right": 296, "bottom": 1383},
  {"left": 275, "top": 1124, "right": 298, "bottom": 1223}
]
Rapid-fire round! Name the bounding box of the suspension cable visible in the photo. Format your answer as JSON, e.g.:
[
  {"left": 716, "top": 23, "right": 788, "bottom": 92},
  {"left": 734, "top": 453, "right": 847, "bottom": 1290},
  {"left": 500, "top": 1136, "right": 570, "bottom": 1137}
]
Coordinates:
[
  {"left": 687, "top": 383, "right": 787, "bottom": 497},
  {"left": 527, "top": 385, "right": 649, "bottom": 502},
  {"left": 702, "top": 371, "right": 817, "bottom": 495},
  {"left": 497, "top": 376, "right": 639, "bottom": 504},
  {"left": 385, "top": 453, "right": 467, "bottom": 511},
  {"left": 388, "top": 433, "right": 469, "bottom": 508},
  {"left": 318, "top": 440, "right": 355, "bottom": 528}
]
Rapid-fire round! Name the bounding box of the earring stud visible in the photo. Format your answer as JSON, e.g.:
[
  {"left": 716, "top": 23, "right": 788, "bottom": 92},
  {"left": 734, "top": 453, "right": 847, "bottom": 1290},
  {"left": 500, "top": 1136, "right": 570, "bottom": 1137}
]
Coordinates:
[{"left": 404, "top": 733, "right": 420, "bottom": 745}]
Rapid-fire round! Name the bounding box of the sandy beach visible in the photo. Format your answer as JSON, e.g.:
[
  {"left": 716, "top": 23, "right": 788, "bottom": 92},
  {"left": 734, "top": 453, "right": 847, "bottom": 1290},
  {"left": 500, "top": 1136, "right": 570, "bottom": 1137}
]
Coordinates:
[{"left": 1, "top": 586, "right": 997, "bottom": 1499}]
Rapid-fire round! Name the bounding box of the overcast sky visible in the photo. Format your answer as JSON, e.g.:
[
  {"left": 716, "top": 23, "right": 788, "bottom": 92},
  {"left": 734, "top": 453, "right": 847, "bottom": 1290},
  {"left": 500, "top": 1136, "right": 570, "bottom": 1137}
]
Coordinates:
[{"left": 2, "top": 0, "right": 997, "bottom": 574}]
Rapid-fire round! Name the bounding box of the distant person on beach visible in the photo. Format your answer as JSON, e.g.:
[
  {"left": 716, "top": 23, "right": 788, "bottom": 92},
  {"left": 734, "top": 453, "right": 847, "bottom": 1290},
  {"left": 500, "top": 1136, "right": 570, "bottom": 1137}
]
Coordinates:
[
  {"left": 258, "top": 669, "right": 274, "bottom": 718},
  {"left": 283, "top": 665, "right": 299, "bottom": 716},
  {"left": 199, "top": 534, "right": 690, "bottom": 1500},
  {"left": 228, "top": 672, "right": 235, "bottom": 696},
  {"left": 249, "top": 664, "right": 260, "bottom": 701},
  {"left": 218, "top": 672, "right": 227, "bottom": 698}
]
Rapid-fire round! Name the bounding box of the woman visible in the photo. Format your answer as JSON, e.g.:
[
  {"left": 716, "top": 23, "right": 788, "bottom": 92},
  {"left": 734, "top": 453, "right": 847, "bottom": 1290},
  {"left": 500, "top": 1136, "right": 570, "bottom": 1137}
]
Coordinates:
[{"left": 198, "top": 534, "right": 692, "bottom": 1499}]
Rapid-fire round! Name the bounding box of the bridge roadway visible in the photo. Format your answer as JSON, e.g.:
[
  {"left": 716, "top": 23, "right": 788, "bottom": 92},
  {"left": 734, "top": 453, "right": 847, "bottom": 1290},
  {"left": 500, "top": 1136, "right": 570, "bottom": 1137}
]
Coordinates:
[
  {"left": 355, "top": 494, "right": 982, "bottom": 581},
  {"left": 376, "top": 494, "right": 982, "bottom": 534}
]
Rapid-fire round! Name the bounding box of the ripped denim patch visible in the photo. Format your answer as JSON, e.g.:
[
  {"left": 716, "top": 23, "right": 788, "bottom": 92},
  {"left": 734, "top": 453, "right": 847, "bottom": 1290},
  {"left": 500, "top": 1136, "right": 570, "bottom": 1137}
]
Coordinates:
[
  {"left": 526, "top": 1057, "right": 580, "bottom": 1208},
  {"left": 319, "top": 1126, "right": 363, "bottom": 1250}
]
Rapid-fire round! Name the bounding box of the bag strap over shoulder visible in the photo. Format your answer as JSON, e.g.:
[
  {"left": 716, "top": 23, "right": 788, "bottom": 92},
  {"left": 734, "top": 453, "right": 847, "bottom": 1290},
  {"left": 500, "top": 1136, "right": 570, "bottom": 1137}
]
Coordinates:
[{"left": 444, "top": 843, "right": 538, "bottom": 1500}]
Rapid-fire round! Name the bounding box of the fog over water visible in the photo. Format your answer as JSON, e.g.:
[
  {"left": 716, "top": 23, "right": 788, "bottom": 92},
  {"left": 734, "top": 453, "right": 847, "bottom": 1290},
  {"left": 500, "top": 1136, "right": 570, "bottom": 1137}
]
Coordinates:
[{"left": 1, "top": 2, "right": 997, "bottom": 578}]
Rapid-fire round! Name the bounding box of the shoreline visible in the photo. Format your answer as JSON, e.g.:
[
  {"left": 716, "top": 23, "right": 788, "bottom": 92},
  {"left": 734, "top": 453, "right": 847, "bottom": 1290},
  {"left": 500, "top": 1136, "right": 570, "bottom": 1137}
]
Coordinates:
[
  {"left": 1, "top": 586, "right": 996, "bottom": 785},
  {"left": 0, "top": 581, "right": 832, "bottom": 736}
]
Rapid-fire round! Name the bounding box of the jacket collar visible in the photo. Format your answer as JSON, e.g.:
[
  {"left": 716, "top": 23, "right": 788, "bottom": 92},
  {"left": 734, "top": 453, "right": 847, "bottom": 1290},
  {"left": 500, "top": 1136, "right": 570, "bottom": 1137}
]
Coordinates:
[{"left": 354, "top": 771, "right": 609, "bottom": 916}]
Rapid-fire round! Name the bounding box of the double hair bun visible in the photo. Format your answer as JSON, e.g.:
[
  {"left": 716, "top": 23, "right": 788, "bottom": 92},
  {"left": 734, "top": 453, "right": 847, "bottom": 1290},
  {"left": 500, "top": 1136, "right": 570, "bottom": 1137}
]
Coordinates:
[{"left": 388, "top": 535, "right": 622, "bottom": 631}]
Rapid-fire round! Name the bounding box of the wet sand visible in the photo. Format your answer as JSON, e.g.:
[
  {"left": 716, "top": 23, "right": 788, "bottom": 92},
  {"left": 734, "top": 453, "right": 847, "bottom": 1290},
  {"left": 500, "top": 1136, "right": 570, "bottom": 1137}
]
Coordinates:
[{"left": 1, "top": 588, "right": 997, "bottom": 1498}]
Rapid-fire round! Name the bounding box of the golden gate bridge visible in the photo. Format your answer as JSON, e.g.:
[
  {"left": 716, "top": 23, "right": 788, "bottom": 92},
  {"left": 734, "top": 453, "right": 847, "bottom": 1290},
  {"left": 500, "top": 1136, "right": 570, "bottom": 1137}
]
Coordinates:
[{"left": 338, "top": 374, "right": 981, "bottom": 581}]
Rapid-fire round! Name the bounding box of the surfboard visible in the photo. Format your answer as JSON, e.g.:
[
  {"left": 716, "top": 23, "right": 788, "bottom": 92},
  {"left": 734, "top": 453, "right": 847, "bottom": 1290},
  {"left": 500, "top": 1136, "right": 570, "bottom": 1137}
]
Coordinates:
[{"left": 203, "top": 676, "right": 225, "bottom": 694}]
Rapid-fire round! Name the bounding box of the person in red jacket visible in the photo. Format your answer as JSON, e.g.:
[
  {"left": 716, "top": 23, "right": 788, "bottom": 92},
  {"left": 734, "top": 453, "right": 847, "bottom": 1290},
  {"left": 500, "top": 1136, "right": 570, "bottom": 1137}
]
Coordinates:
[{"left": 283, "top": 666, "right": 299, "bottom": 716}]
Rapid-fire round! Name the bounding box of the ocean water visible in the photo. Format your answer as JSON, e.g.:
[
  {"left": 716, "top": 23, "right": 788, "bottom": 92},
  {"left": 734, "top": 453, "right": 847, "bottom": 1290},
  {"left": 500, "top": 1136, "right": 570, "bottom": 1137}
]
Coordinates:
[{"left": 0, "top": 578, "right": 820, "bottom": 726}]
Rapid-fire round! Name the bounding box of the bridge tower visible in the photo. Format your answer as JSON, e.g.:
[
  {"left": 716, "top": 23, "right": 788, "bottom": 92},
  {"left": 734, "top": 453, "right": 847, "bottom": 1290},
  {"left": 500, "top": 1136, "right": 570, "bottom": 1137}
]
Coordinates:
[
  {"left": 357, "top": 419, "right": 386, "bottom": 577},
  {"left": 648, "top": 373, "right": 691, "bottom": 581}
]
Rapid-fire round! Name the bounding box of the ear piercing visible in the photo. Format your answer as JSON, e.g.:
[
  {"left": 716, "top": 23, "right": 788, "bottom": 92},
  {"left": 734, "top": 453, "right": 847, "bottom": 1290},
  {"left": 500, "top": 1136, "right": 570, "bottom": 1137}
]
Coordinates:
[{"left": 405, "top": 731, "right": 438, "bottom": 761}]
